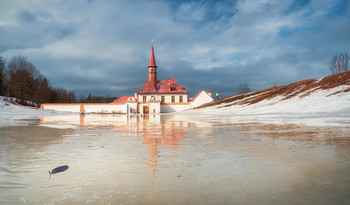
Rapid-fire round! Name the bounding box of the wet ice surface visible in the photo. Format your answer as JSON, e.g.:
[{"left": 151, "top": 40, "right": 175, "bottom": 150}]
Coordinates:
[{"left": 0, "top": 114, "right": 350, "bottom": 204}]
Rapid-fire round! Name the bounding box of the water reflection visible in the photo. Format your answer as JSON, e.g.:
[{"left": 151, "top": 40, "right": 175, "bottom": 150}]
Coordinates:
[
  {"left": 235, "top": 123, "right": 350, "bottom": 161},
  {"left": 39, "top": 113, "right": 350, "bottom": 179},
  {"left": 137, "top": 115, "right": 188, "bottom": 181},
  {"left": 41, "top": 114, "right": 206, "bottom": 182},
  {"left": 1, "top": 113, "right": 350, "bottom": 204}
]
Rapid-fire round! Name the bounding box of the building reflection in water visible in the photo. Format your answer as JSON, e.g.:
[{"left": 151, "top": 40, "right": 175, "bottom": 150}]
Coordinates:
[
  {"left": 40, "top": 114, "right": 205, "bottom": 182},
  {"left": 137, "top": 115, "right": 189, "bottom": 182},
  {"left": 39, "top": 113, "right": 350, "bottom": 184}
]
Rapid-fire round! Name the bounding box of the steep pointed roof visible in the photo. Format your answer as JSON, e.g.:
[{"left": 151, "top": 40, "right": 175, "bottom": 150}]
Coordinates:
[
  {"left": 158, "top": 77, "right": 188, "bottom": 94},
  {"left": 139, "top": 78, "right": 158, "bottom": 94},
  {"left": 189, "top": 89, "right": 213, "bottom": 101},
  {"left": 148, "top": 41, "right": 157, "bottom": 68}
]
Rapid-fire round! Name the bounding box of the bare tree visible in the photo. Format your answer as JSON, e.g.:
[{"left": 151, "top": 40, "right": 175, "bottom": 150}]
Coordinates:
[
  {"left": 50, "top": 88, "right": 76, "bottom": 103},
  {"left": 7, "top": 56, "right": 40, "bottom": 101},
  {"left": 0, "top": 56, "right": 5, "bottom": 96},
  {"left": 238, "top": 83, "right": 251, "bottom": 94},
  {"left": 32, "top": 76, "right": 51, "bottom": 103},
  {"left": 330, "top": 53, "right": 348, "bottom": 74},
  {"left": 0, "top": 55, "right": 78, "bottom": 104}
]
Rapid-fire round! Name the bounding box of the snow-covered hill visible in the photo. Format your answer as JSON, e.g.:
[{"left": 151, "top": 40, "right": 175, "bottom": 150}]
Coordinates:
[
  {"left": 193, "top": 71, "right": 350, "bottom": 115},
  {"left": 0, "top": 96, "right": 54, "bottom": 127}
]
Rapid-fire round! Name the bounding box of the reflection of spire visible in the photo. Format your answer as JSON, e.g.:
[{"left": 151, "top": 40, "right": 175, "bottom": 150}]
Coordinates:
[
  {"left": 79, "top": 114, "right": 84, "bottom": 132},
  {"left": 147, "top": 141, "right": 159, "bottom": 179},
  {"left": 139, "top": 116, "right": 189, "bottom": 182}
]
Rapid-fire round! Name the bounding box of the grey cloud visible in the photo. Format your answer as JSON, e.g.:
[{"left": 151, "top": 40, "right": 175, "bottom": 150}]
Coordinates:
[{"left": 0, "top": 0, "right": 349, "bottom": 98}]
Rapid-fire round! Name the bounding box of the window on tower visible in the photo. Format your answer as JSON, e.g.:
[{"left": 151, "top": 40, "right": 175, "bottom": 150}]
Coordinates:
[{"left": 143, "top": 96, "right": 146, "bottom": 103}]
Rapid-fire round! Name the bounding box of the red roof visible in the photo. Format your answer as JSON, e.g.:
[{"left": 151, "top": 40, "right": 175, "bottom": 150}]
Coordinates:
[
  {"left": 148, "top": 43, "right": 157, "bottom": 68},
  {"left": 112, "top": 96, "right": 133, "bottom": 103},
  {"left": 158, "top": 77, "right": 188, "bottom": 94},
  {"left": 139, "top": 78, "right": 158, "bottom": 94},
  {"left": 139, "top": 77, "right": 188, "bottom": 94}
]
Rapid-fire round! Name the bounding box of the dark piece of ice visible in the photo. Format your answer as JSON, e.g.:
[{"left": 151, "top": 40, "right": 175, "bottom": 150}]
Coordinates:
[{"left": 49, "top": 165, "right": 69, "bottom": 179}]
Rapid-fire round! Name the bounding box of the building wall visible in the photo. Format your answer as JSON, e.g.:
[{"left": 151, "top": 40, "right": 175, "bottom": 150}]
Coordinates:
[
  {"left": 126, "top": 102, "right": 138, "bottom": 114},
  {"left": 139, "top": 94, "right": 188, "bottom": 103},
  {"left": 42, "top": 104, "right": 81, "bottom": 112},
  {"left": 83, "top": 104, "right": 125, "bottom": 113},
  {"left": 138, "top": 95, "right": 157, "bottom": 103},
  {"left": 138, "top": 103, "right": 147, "bottom": 114},
  {"left": 161, "top": 94, "right": 188, "bottom": 103},
  {"left": 41, "top": 91, "right": 212, "bottom": 114},
  {"left": 160, "top": 103, "right": 191, "bottom": 113},
  {"left": 41, "top": 103, "right": 126, "bottom": 114},
  {"left": 149, "top": 101, "right": 161, "bottom": 114},
  {"left": 190, "top": 91, "right": 214, "bottom": 108}
]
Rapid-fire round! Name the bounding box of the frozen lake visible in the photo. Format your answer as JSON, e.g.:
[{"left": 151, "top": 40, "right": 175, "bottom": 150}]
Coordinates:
[{"left": 1, "top": 113, "right": 350, "bottom": 204}]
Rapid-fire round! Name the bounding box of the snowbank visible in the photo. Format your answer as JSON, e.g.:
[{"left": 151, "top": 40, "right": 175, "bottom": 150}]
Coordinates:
[
  {"left": 196, "top": 85, "right": 350, "bottom": 115},
  {"left": 0, "top": 96, "right": 57, "bottom": 127},
  {"left": 186, "top": 72, "right": 350, "bottom": 126},
  {"left": 192, "top": 72, "right": 350, "bottom": 116}
]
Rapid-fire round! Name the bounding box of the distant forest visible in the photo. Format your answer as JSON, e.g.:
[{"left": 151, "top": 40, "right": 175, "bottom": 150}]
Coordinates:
[{"left": 0, "top": 55, "right": 116, "bottom": 105}]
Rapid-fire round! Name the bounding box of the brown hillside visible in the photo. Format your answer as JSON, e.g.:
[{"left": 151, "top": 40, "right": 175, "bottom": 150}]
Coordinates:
[{"left": 195, "top": 71, "right": 350, "bottom": 109}]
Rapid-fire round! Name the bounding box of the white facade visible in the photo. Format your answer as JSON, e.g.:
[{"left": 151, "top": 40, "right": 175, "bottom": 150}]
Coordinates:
[
  {"left": 42, "top": 104, "right": 81, "bottom": 112},
  {"left": 161, "top": 103, "right": 191, "bottom": 113},
  {"left": 190, "top": 90, "right": 214, "bottom": 108},
  {"left": 149, "top": 100, "right": 161, "bottom": 114},
  {"left": 138, "top": 94, "right": 188, "bottom": 104},
  {"left": 41, "top": 92, "right": 213, "bottom": 114},
  {"left": 42, "top": 103, "right": 126, "bottom": 114}
]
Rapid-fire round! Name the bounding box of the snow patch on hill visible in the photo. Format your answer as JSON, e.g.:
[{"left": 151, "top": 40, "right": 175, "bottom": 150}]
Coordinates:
[
  {"left": 193, "top": 71, "right": 350, "bottom": 115},
  {"left": 0, "top": 96, "right": 55, "bottom": 127},
  {"left": 188, "top": 72, "right": 350, "bottom": 126},
  {"left": 200, "top": 85, "right": 350, "bottom": 114}
]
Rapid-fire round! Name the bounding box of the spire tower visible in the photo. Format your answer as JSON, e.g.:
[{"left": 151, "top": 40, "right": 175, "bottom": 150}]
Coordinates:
[{"left": 148, "top": 40, "right": 157, "bottom": 87}]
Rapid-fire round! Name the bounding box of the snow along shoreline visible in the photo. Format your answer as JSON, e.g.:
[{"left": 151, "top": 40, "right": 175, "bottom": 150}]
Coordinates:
[
  {"left": 1, "top": 90, "right": 350, "bottom": 128},
  {"left": 0, "top": 96, "right": 58, "bottom": 127}
]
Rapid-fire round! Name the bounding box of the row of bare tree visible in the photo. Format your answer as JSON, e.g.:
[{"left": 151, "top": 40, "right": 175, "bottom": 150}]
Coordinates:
[
  {"left": 330, "top": 53, "right": 348, "bottom": 74},
  {"left": 0, "top": 55, "right": 76, "bottom": 105}
]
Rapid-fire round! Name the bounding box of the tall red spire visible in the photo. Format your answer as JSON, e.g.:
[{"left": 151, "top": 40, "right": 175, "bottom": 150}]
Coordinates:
[
  {"left": 147, "top": 40, "right": 158, "bottom": 88},
  {"left": 148, "top": 40, "right": 157, "bottom": 68}
]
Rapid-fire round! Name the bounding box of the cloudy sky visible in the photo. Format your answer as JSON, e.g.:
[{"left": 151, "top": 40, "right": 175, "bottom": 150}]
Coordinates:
[{"left": 1, "top": 0, "right": 349, "bottom": 98}]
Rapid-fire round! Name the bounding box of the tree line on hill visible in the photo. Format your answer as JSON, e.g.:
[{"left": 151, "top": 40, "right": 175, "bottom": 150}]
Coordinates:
[
  {"left": 0, "top": 55, "right": 118, "bottom": 105},
  {"left": 330, "top": 53, "right": 348, "bottom": 74},
  {"left": 0, "top": 55, "right": 77, "bottom": 105},
  {"left": 79, "top": 94, "right": 117, "bottom": 103}
]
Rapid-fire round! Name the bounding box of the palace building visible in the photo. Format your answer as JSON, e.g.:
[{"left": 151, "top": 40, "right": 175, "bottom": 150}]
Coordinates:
[
  {"left": 113, "top": 42, "right": 214, "bottom": 114},
  {"left": 41, "top": 42, "right": 213, "bottom": 114}
]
